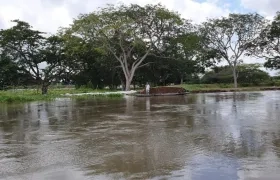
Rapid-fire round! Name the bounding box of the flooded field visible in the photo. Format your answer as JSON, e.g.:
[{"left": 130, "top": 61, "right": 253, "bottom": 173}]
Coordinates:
[{"left": 0, "top": 91, "right": 280, "bottom": 180}]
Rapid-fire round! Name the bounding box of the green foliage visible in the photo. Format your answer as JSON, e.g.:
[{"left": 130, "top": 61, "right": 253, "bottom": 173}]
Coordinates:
[
  {"left": 179, "top": 84, "right": 235, "bottom": 91},
  {"left": 0, "top": 54, "right": 33, "bottom": 89},
  {"left": 60, "top": 30, "right": 121, "bottom": 89},
  {"left": 0, "top": 20, "right": 45, "bottom": 68},
  {"left": 201, "top": 64, "right": 270, "bottom": 85},
  {"left": 0, "top": 90, "right": 56, "bottom": 103},
  {"left": 262, "top": 12, "right": 280, "bottom": 70},
  {"left": 245, "top": 12, "right": 280, "bottom": 70},
  {"left": 74, "top": 93, "right": 123, "bottom": 100},
  {"left": 86, "top": 81, "right": 94, "bottom": 89},
  {"left": 273, "top": 75, "right": 280, "bottom": 80}
]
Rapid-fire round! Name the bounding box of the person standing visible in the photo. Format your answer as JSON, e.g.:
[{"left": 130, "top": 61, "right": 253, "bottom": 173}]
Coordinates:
[{"left": 145, "top": 83, "right": 150, "bottom": 95}]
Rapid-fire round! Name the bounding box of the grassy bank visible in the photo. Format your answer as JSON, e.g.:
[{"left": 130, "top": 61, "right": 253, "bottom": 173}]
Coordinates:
[
  {"left": 177, "top": 84, "right": 280, "bottom": 93},
  {"left": 2, "top": 84, "right": 279, "bottom": 103},
  {"left": 0, "top": 88, "right": 124, "bottom": 103}
]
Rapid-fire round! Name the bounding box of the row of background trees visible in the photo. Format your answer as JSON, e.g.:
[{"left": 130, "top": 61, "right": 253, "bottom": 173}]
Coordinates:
[{"left": 0, "top": 4, "right": 279, "bottom": 94}]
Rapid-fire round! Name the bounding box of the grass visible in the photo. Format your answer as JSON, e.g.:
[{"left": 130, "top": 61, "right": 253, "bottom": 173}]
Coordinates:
[
  {"left": 0, "top": 91, "right": 55, "bottom": 103},
  {"left": 177, "top": 84, "right": 233, "bottom": 91},
  {"left": 74, "top": 93, "right": 123, "bottom": 100},
  {"left": 177, "top": 83, "right": 280, "bottom": 92},
  {"left": 0, "top": 88, "right": 124, "bottom": 103}
]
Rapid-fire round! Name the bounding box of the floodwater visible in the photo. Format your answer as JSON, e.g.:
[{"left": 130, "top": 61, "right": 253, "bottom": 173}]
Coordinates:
[{"left": 0, "top": 91, "right": 280, "bottom": 180}]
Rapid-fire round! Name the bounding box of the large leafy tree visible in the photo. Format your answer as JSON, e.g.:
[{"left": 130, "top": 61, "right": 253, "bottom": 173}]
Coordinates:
[
  {"left": 0, "top": 20, "right": 67, "bottom": 94},
  {"left": 167, "top": 30, "right": 217, "bottom": 84},
  {"left": 200, "top": 13, "right": 266, "bottom": 88},
  {"left": 246, "top": 12, "right": 280, "bottom": 70},
  {"left": 130, "top": 26, "right": 208, "bottom": 86},
  {"left": 0, "top": 53, "right": 33, "bottom": 89},
  {"left": 40, "top": 35, "right": 68, "bottom": 94},
  {"left": 61, "top": 33, "right": 121, "bottom": 89},
  {"left": 68, "top": 3, "right": 187, "bottom": 90}
]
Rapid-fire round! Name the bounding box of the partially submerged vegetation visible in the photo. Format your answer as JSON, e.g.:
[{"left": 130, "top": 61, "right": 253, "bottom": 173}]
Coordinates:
[
  {"left": 73, "top": 93, "right": 123, "bottom": 100},
  {"left": 0, "top": 88, "right": 125, "bottom": 103},
  {"left": 0, "top": 91, "right": 55, "bottom": 103},
  {"left": 1, "top": 84, "right": 280, "bottom": 103}
]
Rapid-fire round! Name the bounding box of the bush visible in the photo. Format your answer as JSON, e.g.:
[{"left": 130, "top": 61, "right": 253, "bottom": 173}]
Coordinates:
[{"left": 86, "top": 81, "right": 94, "bottom": 89}]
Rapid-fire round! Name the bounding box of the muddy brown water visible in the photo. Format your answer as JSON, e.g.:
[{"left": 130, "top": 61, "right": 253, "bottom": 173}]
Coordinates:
[{"left": 0, "top": 91, "right": 280, "bottom": 180}]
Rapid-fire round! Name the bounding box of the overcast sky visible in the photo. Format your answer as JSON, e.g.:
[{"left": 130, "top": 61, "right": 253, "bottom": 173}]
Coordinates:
[
  {"left": 0, "top": 0, "right": 279, "bottom": 74},
  {"left": 1, "top": 0, "right": 279, "bottom": 32}
]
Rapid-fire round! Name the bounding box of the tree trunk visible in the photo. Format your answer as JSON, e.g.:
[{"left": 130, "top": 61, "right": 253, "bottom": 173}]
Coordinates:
[
  {"left": 125, "top": 78, "right": 132, "bottom": 91},
  {"left": 180, "top": 76, "right": 184, "bottom": 85},
  {"left": 124, "top": 69, "right": 136, "bottom": 91},
  {"left": 232, "top": 67, "right": 238, "bottom": 88},
  {"left": 120, "top": 79, "right": 125, "bottom": 91},
  {"left": 41, "top": 84, "right": 48, "bottom": 95},
  {"left": 118, "top": 72, "right": 125, "bottom": 91},
  {"left": 37, "top": 84, "right": 40, "bottom": 94}
]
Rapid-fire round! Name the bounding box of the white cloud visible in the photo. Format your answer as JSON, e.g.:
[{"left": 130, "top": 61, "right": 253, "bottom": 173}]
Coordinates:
[
  {"left": 241, "top": 0, "right": 280, "bottom": 17},
  {"left": 0, "top": 0, "right": 73, "bottom": 33},
  {"left": 179, "top": 0, "right": 230, "bottom": 23},
  {"left": 0, "top": 0, "right": 230, "bottom": 32}
]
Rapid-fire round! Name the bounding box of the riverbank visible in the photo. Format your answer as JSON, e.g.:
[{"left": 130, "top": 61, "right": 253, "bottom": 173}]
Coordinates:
[
  {"left": 1, "top": 84, "right": 280, "bottom": 103},
  {"left": 178, "top": 84, "right": 280, "bottom": 93},
  {"left": 0, "top": 88, "right": 131, "bottom": 103}
]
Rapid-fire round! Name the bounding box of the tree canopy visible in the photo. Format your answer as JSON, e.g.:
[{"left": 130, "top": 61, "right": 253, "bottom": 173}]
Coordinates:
[
  {"left": 200, "top": 13, "right": 267, "bottom": 88},
  {"left": 246, "top": 12, "right": 280, "bottom": 70},
  {"left": 68, "top": 4, "right": 196, "bottom": 90}
]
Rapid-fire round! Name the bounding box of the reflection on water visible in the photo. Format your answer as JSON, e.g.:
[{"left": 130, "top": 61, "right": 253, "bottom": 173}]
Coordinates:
[{"left": 0, "top": 91, "right": 280, "bottom": 179}]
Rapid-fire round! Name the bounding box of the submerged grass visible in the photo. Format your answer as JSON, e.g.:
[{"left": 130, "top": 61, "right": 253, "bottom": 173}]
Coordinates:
[
  {"left": 0, "top": 88, "right": 124, "bottom": 103},
  {"left": 74, "top": 93, "right": 123, "bottom": 100},
  {"left": 0, "top": 91, "right": 55, "bottom": 103}
]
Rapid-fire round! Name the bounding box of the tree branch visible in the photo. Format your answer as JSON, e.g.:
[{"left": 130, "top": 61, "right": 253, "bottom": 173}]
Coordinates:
[{"left": 138, "top": 62, "right": 154, "bottom": 68}]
